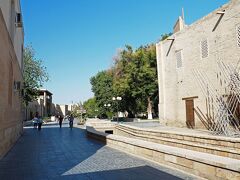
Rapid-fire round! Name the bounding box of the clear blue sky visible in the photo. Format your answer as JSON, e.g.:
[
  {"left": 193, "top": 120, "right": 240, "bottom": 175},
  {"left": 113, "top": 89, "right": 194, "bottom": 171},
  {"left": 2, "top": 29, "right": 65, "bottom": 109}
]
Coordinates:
[{"left": 21, "top": 0, "right": 228, "bottom": 104}]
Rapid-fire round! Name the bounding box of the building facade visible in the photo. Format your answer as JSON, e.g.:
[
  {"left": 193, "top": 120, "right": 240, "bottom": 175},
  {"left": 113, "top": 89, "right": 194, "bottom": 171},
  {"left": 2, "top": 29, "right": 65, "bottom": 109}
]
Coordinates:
[
  {"left": 53, "top": 104, "right": 69, "bottom": 117},
  {"left": 156, "top": 0, "right": 240, "bottom": 128},
  {"left": 0, "top": 0, "right": 24, "bottom": 158},
  {"left": 59, "top": 105, "right": 69, "bottom": 116},
  {"left": 26, "top": 89, "right": 53, "bottom": 120}
]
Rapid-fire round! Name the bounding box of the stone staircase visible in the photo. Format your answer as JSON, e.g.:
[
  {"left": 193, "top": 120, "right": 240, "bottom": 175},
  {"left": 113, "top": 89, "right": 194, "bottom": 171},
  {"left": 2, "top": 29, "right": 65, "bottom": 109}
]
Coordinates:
[
  {"left": 115, "top": 124, "right": 240, "bottom": 160},
  {"left": 86, "top": 121, "right": 240, "bottom": 180}
]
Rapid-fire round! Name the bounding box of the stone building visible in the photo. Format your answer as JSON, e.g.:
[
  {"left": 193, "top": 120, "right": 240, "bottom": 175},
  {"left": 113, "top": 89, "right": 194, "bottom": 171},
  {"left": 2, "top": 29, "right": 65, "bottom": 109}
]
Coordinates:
[
  {"left": 26, "top": 89, "right": 53, "bottom": 120},
  {"left": 0, "top": 0, "right": 24, "bottom": 158},
  {"left": 53, "top": 104, "right": 69, "bottom": 117},
  {"left": 59, "top": 104, "right": 69, "bottom": 116},
  {"left": 156, "top": 0, "right": 240, "bottom": 128}
]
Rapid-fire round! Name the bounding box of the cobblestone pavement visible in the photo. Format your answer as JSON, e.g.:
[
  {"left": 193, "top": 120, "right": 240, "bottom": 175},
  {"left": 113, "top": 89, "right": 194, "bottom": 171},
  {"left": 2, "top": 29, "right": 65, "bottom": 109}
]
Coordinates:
[{"left": 0, "top": 123, "right": 198, "bottom": 180}]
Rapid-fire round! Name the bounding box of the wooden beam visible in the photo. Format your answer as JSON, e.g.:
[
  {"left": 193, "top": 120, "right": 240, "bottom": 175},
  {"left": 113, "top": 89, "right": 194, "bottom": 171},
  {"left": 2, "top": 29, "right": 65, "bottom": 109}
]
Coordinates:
[
  {"left": 166, "top": 38, "right": 175, "bottom": 56},
  {"left": 182, "top": 96, "right": 198, "bottom": 100},
  {"left": 216, "top": 11, "right": 225, "bottom": 15},
  {"left": 212, "top": 10, "right": 225, "bottom": 32}
]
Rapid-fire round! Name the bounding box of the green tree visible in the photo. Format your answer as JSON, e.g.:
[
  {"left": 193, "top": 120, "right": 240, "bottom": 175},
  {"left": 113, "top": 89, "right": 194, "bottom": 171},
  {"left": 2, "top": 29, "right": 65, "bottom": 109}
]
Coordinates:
[
  {"left": 90, "top": 70, "right": 114, "bottom": 118},
  {"left": 83, "top": 97, "right": 98, "bottom": 118},
  {"left": 90, "top": 43, "right": 159, "bottom": 119},
  {"left": 71, "top": 102, "right": 83, "bottom": 118},
  {"left": 130, "top": 45, "right": 158, "bottom": 119},
  {"left": 159, "top": 33, "right": 173, "bottom": 41},
  {"left": 112, "top": 44, "right": 158, "bottom": 118},
  {"left": 23, "top": 46, "right": 49, "bottom": 105}
]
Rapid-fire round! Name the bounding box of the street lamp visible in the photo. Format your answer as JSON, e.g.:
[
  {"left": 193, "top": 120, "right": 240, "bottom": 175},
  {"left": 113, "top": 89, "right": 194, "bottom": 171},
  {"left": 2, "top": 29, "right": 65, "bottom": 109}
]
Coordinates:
[
  {"left": 104, "top": 104, "right": 111, "bottom": 108},
  {"left": 104, "top": 104, "right": 111, "bottom": 119},
  {"left": 94, "top": 109, "right": 98, "bottom": 118},
  {"left": 112, "top": 96, "right": 122, "bottom": 123}
]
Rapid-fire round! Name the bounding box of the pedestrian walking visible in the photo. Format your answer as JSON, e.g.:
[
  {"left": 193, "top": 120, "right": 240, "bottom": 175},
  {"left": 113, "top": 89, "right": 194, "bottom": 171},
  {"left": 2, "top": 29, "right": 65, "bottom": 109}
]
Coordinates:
[
  {"left": 32, "top": 112, "right": 39, "bottom": 129},
  {"left": 32, "top": 117, "right": 38, "bottom": 129},
  {"left": 68, "top": 114, "right": 74, "bottom": 129},
  {"left": 58, "top": 115, "right": 63, "bottom": 128},
  {"left": 37, "top": 116, "right": 43, "bottom": 131}
]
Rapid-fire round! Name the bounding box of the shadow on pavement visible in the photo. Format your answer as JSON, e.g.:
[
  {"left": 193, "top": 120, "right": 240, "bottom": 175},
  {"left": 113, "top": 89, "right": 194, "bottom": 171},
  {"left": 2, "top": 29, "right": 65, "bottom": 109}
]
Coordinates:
[
  {"left": 59, "top": 165, "right": 182, "bottom": 180},
  {"left": 0, "top": 124, "right": 183, "bottom": 180}
]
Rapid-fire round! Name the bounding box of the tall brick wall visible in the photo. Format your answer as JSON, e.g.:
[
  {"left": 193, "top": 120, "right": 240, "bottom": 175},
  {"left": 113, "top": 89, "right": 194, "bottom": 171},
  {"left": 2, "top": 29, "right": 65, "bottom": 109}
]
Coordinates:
[
  {"left": 0, "top": 9, "right": 23, "bottom": 159},
  {"left": 156, "top": 1, "right": 240, "bottom": 128}
]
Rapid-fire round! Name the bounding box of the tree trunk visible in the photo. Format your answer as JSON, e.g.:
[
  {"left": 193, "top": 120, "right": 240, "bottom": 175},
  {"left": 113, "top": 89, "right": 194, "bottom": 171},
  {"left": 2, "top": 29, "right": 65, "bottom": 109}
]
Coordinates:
[{"left": 147, "top": 97, "right": 153, "bottom": 119}]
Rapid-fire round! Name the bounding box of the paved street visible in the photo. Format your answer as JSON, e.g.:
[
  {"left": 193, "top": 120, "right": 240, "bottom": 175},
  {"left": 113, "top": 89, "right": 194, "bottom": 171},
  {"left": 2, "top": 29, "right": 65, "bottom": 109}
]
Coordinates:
[{"left": 0, "top": 123, "right": 197, "bottom": 180}]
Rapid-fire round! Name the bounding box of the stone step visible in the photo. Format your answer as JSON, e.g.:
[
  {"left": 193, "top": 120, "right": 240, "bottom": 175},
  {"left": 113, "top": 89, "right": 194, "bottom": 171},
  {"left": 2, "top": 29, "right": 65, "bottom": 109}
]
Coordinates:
[
  {"left": 86, "top": 125, "right": 240, "bottom": 180},
  {"left": 117, "top": 124, "right": 240, "bottom": 149},
  {"left": 116, "top": 125, "right": 240, "bottom": 160}
]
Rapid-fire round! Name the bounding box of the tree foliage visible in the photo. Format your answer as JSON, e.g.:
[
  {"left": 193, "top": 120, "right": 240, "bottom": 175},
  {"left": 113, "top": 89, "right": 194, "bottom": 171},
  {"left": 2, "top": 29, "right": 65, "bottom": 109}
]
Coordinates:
[
  {"left": 71, "top": 101, "right": 83, "bottom": 118},
  {"left": 90, "top": 70, "right": 114, "bottom": 118},
  {"left": 23, "top": 46, "right": 49, "bottom": 105},
  {"left": 83, "top": 97, "right": 98, "bottom": 118},
  {"left": 89, "top": 43, "right": 159, "bottom": 118},
  {"left": 113, "top": 44, "right": 158, "bottom": 117},
  {"left": 159, "top": 33, "right": 173, "bottom": 41}
]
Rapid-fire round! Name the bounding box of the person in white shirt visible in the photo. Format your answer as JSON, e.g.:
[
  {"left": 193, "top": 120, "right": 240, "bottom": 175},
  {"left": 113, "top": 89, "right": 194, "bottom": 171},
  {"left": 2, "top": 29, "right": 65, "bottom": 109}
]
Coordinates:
[{"left": 32, "top": 112, "right": 39, "bottom": 129}]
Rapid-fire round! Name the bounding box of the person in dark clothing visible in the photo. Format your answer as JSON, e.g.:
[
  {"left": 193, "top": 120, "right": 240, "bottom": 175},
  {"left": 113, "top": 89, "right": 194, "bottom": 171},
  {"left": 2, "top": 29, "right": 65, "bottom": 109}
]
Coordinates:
[
  {"left": 68, "top": 114, "right": 74, "bottom": 129},
  {"left": 37, "top": 116, "right": 43, "bottom": 131},
  {"left": 58, "top": 115, "right": 63, "bottom": 128}
]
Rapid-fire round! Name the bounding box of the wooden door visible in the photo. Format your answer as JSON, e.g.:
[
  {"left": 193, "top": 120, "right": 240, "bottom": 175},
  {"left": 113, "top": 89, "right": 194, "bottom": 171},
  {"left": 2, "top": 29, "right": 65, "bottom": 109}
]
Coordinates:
[{"left": 185, "top": 99, "right": 195, "bottom": 128}]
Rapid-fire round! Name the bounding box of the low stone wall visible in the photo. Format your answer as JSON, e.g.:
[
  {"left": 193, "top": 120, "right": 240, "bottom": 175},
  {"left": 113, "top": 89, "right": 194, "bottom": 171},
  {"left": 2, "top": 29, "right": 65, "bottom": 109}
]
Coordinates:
[
  {"left": 86, "top": 124, "right": 240, "bottom": 180},
  {"left": 88, "top": 121, "right": 116, "bottom": 134},
  {"left": 115, "top": 124, "right": 240, "bottom": 159}
]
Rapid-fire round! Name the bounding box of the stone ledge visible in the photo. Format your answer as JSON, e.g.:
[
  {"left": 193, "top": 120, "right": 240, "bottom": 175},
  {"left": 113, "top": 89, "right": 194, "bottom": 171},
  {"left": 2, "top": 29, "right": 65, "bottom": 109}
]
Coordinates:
[
  {"left": 118, "top": 124, "right": 240, "bottom": 150},
  {"left": 116, "top": 126, "right": 240, "bottom": 159},
  {"left": 119, "top": 124, "right": 240, "bottom": 143},
  {"left": 86, "top": 125, "right": 240, "bottom": 180}
]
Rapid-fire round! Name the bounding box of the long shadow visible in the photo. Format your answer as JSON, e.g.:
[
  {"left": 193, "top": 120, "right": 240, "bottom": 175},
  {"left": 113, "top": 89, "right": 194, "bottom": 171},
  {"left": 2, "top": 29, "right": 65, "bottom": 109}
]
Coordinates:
[
  {"left": 59, "top": 166, "right": 182, "bottom": 180},
  {"left": 0, "top": 124, "right": 185, "bottom": 180}
]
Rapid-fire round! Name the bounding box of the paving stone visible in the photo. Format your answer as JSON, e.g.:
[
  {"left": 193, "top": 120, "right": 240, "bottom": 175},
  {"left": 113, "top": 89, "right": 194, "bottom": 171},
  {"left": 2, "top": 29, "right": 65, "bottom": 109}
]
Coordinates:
[{"left": 0, "top": 124, "right": 198, "bottom": 180}]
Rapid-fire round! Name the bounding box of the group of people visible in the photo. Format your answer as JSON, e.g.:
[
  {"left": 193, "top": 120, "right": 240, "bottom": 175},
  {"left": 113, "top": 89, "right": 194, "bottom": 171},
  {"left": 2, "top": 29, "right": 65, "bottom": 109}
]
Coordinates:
[
  {"left": 32, "top": 112, "right": 43, "bottom": 131},
  {"left": 56, "top": 114, "right": 74, "bottom": 129},
  {"left": 32, "top": 113, "right": 74, "bottom": 129}
]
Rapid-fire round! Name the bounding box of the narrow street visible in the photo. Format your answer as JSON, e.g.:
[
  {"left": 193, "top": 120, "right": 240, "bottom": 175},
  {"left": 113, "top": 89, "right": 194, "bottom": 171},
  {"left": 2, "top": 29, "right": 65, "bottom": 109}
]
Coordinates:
[{"left": 0, "top": 123, "right": 196, "bottom": 180}]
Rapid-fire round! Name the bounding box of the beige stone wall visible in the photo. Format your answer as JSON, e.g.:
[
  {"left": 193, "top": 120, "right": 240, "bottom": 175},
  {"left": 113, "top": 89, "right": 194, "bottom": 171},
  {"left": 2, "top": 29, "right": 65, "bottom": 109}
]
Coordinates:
[
  {"left": 0, "top": 0, "right": 24, "bottom": 70},
  {"left": 59, "top": 105, "right": 69, "bottom": 116},
  {"left": 156, "top": 0, "right": 240, "bottom": 128},
  {"left": 26, "top": 99, "right": 44, "bottom": 120},
  {"left": 26, "top": 90, "right": 53, "bottom": 120},
  {"left": 0, "top": 9, "right": 23, "bottom": 159}
]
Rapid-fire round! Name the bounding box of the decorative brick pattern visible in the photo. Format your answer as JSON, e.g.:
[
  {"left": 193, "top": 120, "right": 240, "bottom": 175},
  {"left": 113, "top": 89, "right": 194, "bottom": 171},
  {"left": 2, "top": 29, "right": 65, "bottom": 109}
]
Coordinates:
[
  {"left": 176, "top": 50, "right": 183, "bottom": 68},
  {"left": 200, "top": 39, "right": 209, "bottom": 59}
]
